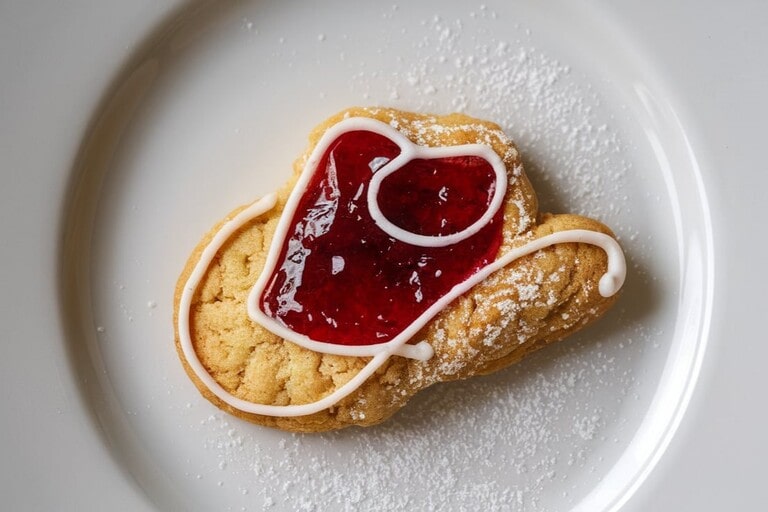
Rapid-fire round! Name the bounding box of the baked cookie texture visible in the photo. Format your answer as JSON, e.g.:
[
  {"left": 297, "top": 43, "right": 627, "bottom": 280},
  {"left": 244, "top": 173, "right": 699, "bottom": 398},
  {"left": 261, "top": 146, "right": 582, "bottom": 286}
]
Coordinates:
[{"left": 174, "top": 107, "right": 620, "bottom": 432}]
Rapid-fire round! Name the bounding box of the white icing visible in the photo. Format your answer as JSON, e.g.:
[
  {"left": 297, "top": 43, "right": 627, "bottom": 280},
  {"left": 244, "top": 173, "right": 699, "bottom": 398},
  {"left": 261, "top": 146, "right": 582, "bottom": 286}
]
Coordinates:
[
  {"left": 247, "top": 118, "right": 509, "bottom": 360},
  {"left": 177, "top": 194, "right": 408, "bottom": 417},
  {"left": 177, "top": 117, "right": 627, "bottom": 418}
]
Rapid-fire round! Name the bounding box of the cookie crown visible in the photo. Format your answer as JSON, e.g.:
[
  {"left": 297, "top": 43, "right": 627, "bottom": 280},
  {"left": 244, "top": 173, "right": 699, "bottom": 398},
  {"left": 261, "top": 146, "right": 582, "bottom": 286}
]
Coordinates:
[{"left": 249, "top": 117, "right": 509, "bottom": 359}]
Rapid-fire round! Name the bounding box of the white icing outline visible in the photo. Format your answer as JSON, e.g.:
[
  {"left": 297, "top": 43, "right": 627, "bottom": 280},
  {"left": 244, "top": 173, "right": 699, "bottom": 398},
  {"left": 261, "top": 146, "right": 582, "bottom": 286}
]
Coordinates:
[
  {"left": 247, "top": 117, "right": 507, "bottom": 360},
  {"left": 177, "top": 118, "right": 627, "bottom": 417},
  {"left": 178, "top": 194, "right": 426, "bottom": 417}
]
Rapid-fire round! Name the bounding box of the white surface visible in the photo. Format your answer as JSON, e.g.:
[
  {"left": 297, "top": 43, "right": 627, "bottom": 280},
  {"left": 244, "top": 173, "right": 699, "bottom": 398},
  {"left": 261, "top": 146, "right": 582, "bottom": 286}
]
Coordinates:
[{"left": 0, "top": 1, "right": 764, "bottom": 511}]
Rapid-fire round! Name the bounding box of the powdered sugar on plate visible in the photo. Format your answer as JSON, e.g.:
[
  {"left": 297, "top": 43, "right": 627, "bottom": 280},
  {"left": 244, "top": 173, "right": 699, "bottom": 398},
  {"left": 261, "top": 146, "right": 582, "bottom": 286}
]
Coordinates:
[
  {"left": 80, "top": 1, "right": 679, "bottom": 510},
  {"left": 175, "top": 6, "right": 649, "bottom": 512},
  {"left": 349, "top": 8, "right": 632, "bottom": 222},
  {"left": 190, "top": 342, "right": 637, "bottom": 511}
]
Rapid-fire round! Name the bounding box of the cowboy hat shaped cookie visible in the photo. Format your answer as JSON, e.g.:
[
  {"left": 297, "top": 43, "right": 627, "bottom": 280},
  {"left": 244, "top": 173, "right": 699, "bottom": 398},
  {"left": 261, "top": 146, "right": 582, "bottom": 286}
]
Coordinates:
[{"left": 174, "top": 107, "right": 625, "bottom": 432}]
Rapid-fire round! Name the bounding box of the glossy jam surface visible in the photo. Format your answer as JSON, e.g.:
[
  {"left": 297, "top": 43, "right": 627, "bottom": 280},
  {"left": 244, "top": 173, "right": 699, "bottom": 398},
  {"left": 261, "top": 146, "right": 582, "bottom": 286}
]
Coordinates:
[
  {"left": 260, "top": 130, "right": 504, "bottom": 346},
  {"left": 378, "top": 155, "right": 498, "bottom": 236}
]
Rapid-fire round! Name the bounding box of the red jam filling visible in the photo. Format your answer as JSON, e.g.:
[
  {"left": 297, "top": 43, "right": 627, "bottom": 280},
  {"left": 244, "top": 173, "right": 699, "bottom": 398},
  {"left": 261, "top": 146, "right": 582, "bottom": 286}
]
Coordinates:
[{"left": 260, "top": 130, "right": 504, "bottom": 346}]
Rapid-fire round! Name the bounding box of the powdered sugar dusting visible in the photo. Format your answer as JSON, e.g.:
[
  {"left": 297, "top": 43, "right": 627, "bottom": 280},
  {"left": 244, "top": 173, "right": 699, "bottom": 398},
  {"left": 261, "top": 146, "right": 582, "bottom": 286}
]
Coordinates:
[
  {"left": 188, "top": 335, "right": 637, "bottom": 511},
  {"left": 350, "top": 9, "right": 632, "bottom": 221},
  {"left": 178, "top": 4, "right": 648, "bottom": 511},
  {"left": 74, "top": 0, "right": 686, "bottom": 508}
]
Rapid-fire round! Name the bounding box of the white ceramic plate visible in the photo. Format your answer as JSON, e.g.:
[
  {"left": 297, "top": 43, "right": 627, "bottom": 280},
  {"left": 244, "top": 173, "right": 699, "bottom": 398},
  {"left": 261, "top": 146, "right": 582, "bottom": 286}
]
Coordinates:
[{"left": 1, "top": 1, "right": 764, "bottom": 511}]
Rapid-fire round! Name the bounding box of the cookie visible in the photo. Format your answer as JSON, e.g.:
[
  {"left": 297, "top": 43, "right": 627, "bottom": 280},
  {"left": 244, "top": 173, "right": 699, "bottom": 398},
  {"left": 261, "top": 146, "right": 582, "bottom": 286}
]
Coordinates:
[{"left": 174, "top": 107, "right": 626, "bottom": 432}]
